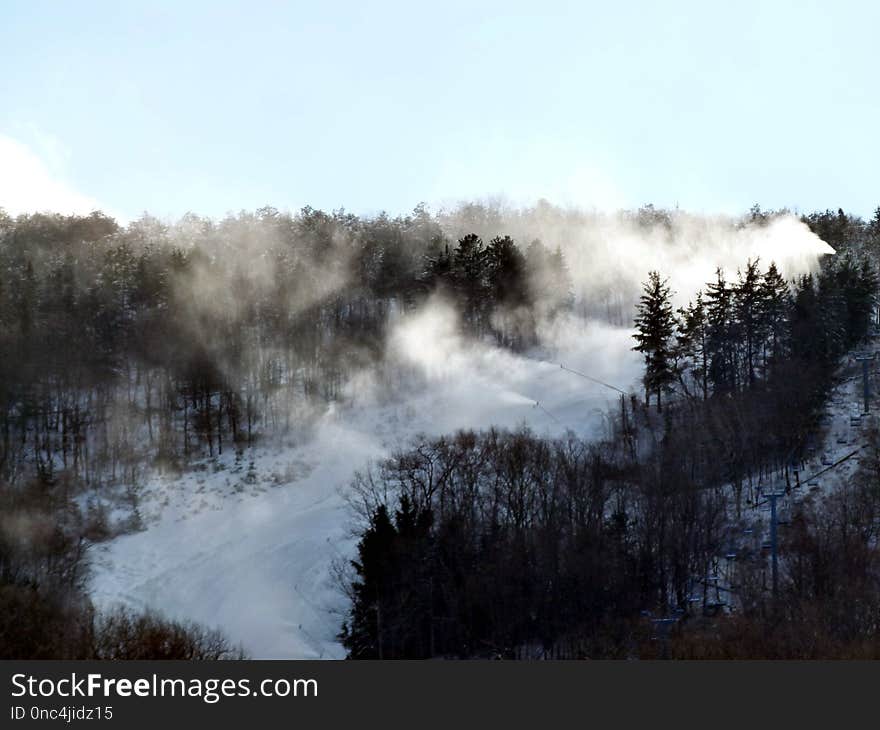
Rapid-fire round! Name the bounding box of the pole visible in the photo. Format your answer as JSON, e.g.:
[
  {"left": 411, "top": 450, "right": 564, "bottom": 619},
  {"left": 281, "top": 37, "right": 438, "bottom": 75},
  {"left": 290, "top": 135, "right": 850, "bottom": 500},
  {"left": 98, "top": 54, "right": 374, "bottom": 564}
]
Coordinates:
[
  {"left": 769, "top": 492, "right": 778, "bottom": 602},
  {"left": 855, "top": 352, "right": 874, "bottom": 414}
]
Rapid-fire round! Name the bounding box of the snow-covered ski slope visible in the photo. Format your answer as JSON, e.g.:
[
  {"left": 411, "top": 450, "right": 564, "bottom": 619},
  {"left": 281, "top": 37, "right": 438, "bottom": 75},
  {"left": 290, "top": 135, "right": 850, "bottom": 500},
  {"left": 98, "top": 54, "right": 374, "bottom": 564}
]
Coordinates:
[
  {"left": 782, "top": 351, "right": 878, "bottom": 501},
  {"left": 90, "top": 312, "right": 639, "bottom": 658},
  {"left": 91, "top": 291, "right": 874, "bottom": 658}
]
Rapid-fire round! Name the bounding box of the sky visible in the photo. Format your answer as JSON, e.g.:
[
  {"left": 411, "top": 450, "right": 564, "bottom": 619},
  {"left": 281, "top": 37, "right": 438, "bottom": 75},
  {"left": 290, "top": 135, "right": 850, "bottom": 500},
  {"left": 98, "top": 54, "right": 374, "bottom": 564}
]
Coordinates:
[{"left": 1, "top": 0, "right": 878, "bottom": 222}]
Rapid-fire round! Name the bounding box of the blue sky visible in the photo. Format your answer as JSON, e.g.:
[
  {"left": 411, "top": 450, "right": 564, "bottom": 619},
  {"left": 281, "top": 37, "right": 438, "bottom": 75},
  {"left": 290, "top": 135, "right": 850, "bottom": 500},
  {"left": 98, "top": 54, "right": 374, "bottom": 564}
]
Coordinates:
[{"left": 1, "top": 1, "right": 878, "bottom": 221}]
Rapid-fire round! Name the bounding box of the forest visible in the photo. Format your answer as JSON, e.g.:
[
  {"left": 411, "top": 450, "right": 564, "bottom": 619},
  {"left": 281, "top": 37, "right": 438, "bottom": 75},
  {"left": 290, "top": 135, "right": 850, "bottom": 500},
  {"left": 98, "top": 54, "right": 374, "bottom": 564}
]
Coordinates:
[
  {"left": 1, "top": 202, "right": 879, "bottom": 658},
  {"left": 339, "top": 208, "right": 880, "bottom": 659}
]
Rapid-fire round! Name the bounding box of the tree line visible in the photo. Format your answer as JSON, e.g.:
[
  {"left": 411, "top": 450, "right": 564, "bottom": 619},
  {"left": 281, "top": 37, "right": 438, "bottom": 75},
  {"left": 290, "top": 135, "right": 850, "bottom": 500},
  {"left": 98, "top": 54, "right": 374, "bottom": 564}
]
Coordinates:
[
  {"left": 0, "top": 206, "right": 572, "bottom": 494},
  {"left": 340, "top": 251, "right": 880, "bottom": 658},
  {"left": 0, "top": 203, "right": 572, "bottom": 658},
  {"left": 633, "top": 256, "right": 876, "bottom": 411}
]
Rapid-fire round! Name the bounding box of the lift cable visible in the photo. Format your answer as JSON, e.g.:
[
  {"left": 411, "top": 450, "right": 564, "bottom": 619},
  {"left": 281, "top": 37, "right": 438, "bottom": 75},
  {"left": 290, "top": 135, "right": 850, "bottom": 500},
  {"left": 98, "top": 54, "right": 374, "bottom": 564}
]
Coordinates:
[
  {"left": 533, "top": 401, "right": 564, "bottom": 426},
  {"left": 556, "top": 363, "right": 627, "bottom": 395}
]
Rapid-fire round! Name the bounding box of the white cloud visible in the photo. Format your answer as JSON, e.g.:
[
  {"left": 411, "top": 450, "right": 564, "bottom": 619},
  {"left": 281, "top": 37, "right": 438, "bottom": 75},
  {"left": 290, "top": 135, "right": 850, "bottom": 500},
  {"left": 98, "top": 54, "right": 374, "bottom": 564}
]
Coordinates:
[{"left": 0, "top": 133, "right": 103, "bottom": 216}]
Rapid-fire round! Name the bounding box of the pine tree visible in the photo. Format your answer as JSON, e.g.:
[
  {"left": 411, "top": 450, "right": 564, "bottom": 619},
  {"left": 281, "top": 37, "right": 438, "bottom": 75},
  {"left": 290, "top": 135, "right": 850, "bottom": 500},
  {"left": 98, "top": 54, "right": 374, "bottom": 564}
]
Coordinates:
[
  {"left": 485, "top": 235, "right": 528, "bottom": 308},
  {"left": 451, "top": 234, "right": 488, "bottom": 331},
  {"left": 676, "top": 292, "right": 709, "bottom": 400},
  {"left": 340, "top": 504, "right": 398, "bottom": 659},
  {"left": 734, "top": 258, "right": 763, "bottom": 386},
  {"left": 759, "top": 261, "right": 791, "bottom": 373},
  {"left": 340, "top": 497, "right": 434, "bottom": 659},
  {"left": 633, "top": 272, "right": 677, "bottom": 411},
  {"left": 704, "top": 268, "right": 736, "bottom": 395},
  {"left": 547, "top": 245, "right": 574, "bottom": 311},
  {"left": 423, "top": 242, "right": 453, "bottom": 290},
  {"left": 524, "top": 239, "right": 573, "bottom": 318}
]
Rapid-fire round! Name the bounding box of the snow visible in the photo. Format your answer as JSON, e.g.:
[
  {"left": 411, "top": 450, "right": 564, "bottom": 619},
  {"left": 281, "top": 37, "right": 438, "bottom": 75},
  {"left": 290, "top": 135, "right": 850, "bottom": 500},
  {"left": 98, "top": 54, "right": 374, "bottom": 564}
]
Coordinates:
[
  {"left": 705, "top": 350, "right": 879, "bottom": 607},
  {"left": 90, "top": 314, "right": 639, "bottom": 658}
]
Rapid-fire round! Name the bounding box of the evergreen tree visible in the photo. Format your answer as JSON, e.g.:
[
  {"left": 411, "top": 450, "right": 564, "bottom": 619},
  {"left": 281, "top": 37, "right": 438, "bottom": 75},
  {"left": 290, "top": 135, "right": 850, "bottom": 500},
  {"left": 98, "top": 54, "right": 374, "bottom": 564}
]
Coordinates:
[
  {"left": 633, "top": 272, "right": 677, "bottom": 411},
  {"left": 423, "top": 242, "right": 453, "bottom": 291},
  {"left": 734, "top": 258, "right": 763, "bottom": 386},
  {"left": 451, "top": 234, "right": 488, "bottom": 331},
  {"left": 759, "top": 261, "right": 791, "bottom": 373},
  {"left": 524, "top": 239, "right": 573, "bottom": 318},
  {"left": 340, "top": 497, "right": 434, "bottom": 659},
  {"left": 485, "top": 235, "right": 528, "bottom": 309},
  {"left": 340, "top": 504, "right": 398, "bottom": 659},
  {"left": 704, "top": 268, "right": 736, "bottom": 395},
  {"left": 676, "top": 293, "right": 709, "bottom": 400}
]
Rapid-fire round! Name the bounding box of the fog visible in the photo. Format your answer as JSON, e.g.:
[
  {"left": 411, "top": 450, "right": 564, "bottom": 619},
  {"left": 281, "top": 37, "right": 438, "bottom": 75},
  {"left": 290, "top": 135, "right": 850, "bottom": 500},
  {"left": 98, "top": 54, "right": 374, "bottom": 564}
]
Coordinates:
[{"left": 89, "top": 202, "right": 835, "bottom": 657}]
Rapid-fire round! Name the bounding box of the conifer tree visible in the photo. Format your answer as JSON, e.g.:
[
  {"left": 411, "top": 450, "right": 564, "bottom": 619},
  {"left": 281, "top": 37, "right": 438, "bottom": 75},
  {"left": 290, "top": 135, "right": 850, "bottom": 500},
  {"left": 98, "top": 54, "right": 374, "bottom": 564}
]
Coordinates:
[
  {"left": 676, "top": 292, "right": 709, "bottom": 400},
  {"left": 340, "top": 504, "right": 398, "bottom": 659},
  {"left": 485, "top": 235, "right": 528, "bottom": 308},
  {"left": 633, "top": 271, "right": 677, "bottom": 411},
  {"left": 704, "top": 268, "right": 736, "bottom": 395},
  {"left": 451, "top": 234, "right": 488, "bottom": 331},
  {"left": 734, "top": 258, "right": 763, "bottom": 386},
  {"left": 759, "top": 261, "right": 791, "bottom": 372}
]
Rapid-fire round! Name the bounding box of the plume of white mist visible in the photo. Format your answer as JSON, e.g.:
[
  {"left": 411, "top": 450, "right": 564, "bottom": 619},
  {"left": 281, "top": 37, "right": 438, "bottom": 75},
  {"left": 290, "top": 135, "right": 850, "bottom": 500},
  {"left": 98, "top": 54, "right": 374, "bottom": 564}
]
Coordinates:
[{"left": 438, "top": 201, "right": 835, "bottom": 311}]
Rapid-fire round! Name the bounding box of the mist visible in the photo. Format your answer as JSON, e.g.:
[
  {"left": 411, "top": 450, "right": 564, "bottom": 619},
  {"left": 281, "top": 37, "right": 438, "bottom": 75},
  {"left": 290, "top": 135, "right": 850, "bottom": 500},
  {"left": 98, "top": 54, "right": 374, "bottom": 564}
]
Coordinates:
[{"left": 72, "top": 200, "right": 839, "bottom": 658}]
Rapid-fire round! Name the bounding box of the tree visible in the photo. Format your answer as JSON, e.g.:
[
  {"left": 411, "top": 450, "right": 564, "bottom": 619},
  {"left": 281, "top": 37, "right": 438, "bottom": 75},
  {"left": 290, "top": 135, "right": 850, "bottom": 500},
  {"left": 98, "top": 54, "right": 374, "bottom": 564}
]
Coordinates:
[
  {"left": 633, "top": 272, "right": 677, "bottom": 411},
  {"left": 340, "top": 497, "right": 434, "bottom": 659},
  {"left": 451, "top": 234, "right": 488, "bottom": 331},
  {"left": 676, "top": 293, "right": 709, "bottom": 401},
  {"left": 485, "top": 235, "right": 528, "bottom": 309},
  {"left": 734, "top": 258, "right": 763, "bottom": 386},
  {"left": 759, "top": 261, "right": 791, "bottom": 373},
  {"left": 704, "top": 268, "right": 736, "bottom": 395}
]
